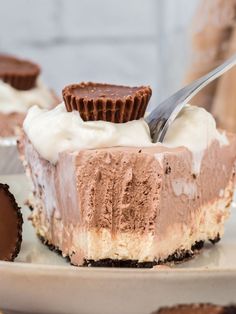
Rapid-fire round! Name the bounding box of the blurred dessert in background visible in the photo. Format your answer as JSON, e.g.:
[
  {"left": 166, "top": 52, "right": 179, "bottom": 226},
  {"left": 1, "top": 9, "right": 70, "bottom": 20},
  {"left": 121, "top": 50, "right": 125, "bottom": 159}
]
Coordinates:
[
  {"left": 19, "top": 82, "right": 236, "bottom": 267},
  {"left": 154, "top": 304, "right": 236, "bottom": 314},
  {"left": 184, "top": 0, "right": 236, "bottom": 133},
  {"left": 0, "top": 54, "right": 58, "bottom": 138}
]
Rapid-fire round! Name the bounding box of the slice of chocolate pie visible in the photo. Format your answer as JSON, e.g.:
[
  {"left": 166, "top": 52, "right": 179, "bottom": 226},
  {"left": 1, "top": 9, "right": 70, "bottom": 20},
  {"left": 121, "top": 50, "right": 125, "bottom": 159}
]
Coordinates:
[{"left": 19, "top": 82, "right": 236, "bottom": 267}]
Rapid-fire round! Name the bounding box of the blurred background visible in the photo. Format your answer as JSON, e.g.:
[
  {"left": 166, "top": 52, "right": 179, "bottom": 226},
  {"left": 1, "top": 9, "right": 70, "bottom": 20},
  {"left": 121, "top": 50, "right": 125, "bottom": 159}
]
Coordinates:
[
  {"left": 0, "top": 0, "right": 199, "bottom": 109},
  {"left": 1, "top": 0, "right": 236, "bottom": 134}
]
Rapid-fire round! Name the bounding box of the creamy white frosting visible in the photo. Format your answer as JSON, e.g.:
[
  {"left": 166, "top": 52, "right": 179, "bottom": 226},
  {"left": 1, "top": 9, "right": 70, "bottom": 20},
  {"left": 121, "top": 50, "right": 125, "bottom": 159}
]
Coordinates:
[
  {"left": 171, "top": 178, "right": 197, "bottom": 199},
  {"left": 164, "top": 105, "right": 229, "bottom": 173},
  {"left": 23, "top": 102, "right": 229, "bottom": 165},
  {"left": 0, "top": 79, "right": 56, "bottom": 114},
  {"left": 23, "top": 103, "right": 152, "bottom": 164}
]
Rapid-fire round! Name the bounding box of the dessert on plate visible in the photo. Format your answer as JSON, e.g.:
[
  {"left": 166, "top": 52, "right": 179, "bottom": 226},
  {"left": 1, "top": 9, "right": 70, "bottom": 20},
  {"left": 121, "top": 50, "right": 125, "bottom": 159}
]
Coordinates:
[
  {"left": 0, "top": 184, "right": 23, "bottom": 261},
  {"left": 0, "top": 54, "right": 58, "bottom": 138},
  {"left": 19, "top": 82, "right": 236, "bottom": 267},
  {"left": 155, "top": 304, "right": 236, "bottom": 314}
]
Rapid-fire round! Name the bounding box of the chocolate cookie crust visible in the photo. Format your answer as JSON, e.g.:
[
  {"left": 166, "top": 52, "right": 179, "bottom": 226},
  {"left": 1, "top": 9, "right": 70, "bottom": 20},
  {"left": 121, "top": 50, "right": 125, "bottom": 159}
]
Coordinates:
[
  {"left": 38, "top": 231, "right": 220, "bottom": 268},
  {"left": 83, "top": 240, "right": 204, "bottom": 268}
]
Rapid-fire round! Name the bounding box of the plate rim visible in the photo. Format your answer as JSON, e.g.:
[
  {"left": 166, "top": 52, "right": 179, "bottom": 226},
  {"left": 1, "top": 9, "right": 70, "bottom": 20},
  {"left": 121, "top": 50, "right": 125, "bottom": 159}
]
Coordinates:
[{"left": 2, "top": 260, "right": 236, "bottom": 277}]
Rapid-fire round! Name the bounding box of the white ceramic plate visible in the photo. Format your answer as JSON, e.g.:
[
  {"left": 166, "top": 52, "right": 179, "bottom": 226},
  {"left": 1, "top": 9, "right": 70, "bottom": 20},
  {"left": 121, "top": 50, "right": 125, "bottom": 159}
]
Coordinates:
[{"left": 0, "top": 174, "right": 236, "bottom": 314}]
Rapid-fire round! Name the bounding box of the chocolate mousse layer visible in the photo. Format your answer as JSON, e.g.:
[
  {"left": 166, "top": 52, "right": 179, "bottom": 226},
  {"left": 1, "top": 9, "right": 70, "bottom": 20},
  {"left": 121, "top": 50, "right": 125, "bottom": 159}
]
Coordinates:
[
  {"left": 19, "top": 131, "right": 236, "bottom": 267},
  {"left": 155, "top": 304, "right": 236, "bottom": 314},
  {"left": 0, "top": 54, "right": 40, "bottom": 90},
  {"left": 62, "top": 82, "right": 152, "bottom": 122},
  {"left": 0, "top": 184, "right": 23, "bottom": 261}
]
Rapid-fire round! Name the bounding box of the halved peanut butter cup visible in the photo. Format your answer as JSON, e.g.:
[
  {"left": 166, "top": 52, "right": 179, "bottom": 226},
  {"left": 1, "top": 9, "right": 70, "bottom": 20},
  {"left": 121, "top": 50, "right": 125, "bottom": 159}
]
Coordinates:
[
  {"left": 0, "top": 184, "right": 23, "bottom": 261},
  {"left": 62, "top": 82, "right": 152, "bottom": 122},
  {"left": 0, "top": 54, "right": 40, "bottom": 90}
]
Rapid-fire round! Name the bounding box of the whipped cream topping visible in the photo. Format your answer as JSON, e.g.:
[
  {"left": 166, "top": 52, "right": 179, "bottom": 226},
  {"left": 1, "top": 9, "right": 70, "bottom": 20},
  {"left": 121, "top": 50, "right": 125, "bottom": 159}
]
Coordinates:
[
  {"left": 0, "top": 79, "right": 55, "bottom": 114},
  {"left": 23, "top": 103, "right": 152, "bottom": 164},
  {"left": 164, "top": 105, "right": 229, "bottom": 173},
  {"left": 23, "top": 102, "right": 229, "bottom": 166}
]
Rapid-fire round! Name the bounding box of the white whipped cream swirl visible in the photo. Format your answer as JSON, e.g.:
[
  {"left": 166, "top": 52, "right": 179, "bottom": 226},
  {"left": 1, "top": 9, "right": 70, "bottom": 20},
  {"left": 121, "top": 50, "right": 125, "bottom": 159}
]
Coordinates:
[
  {"left": 164, "top": 105, "right": 228, "bottom": 173},
  {"left": 23, "top": 102, "right": 229, "bottom": 167},
  {"left": 23, "top": 103, "right": 152, "bottom": 164},
  {"left": 0, "top": 79, "right": 56, "bottom": 114}
]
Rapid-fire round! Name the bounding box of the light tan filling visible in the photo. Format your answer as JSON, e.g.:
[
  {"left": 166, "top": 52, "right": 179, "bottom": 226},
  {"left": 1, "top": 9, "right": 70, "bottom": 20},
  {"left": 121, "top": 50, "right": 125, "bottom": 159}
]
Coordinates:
[{"left": 29, "top": 180, "right": 234, "bottom": 265}]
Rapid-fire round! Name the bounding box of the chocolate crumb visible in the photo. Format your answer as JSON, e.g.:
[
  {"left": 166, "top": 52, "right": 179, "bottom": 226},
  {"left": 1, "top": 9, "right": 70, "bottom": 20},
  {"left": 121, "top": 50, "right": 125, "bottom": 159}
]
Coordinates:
[
  {"left": 209, "top": 233, "right": 221, "bottom": 244},
  {"left": 165, "top": 166, "right": 171, "bottom": 174}
]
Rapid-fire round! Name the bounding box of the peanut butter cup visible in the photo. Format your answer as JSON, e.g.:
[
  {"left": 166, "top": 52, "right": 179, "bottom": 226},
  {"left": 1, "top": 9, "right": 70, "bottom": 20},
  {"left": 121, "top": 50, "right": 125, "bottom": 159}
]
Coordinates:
[
  {"left": 0, "top": 54, "right": 40, "bottom": 90},
  {"left": 62, "top": 82, "right": 152, "bottom": 122},
  {"left": 155, "top": 304, "right": 236, "bottom": 314},
  {"left": 0, "top": 184, "right": 23, "bottom": 261}
]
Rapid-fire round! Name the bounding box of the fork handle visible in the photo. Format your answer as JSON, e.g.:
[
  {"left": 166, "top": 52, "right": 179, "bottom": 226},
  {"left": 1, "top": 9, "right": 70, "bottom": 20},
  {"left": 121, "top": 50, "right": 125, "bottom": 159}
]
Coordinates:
[
  {"left": 148, "top": 53, "right": 236, "bottom": 143},
  {"left": 182, "top": 53, "right": 236, "bottom": 105}
]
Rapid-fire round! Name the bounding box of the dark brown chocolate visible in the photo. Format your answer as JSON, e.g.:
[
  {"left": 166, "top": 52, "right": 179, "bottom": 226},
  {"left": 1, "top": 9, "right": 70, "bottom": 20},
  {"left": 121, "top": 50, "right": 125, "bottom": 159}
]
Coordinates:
[
  {"left": 62, "top": 82, "right": 152, "bottom": 123},
  {"left": 0, "top": 54, "right": 40, "bottom": 90},
  {"left": 0, "top": 184, "right": 23, "bottom": 261},
  {"left": 155, "top": 304, "right": 236, "bottom": 314}
]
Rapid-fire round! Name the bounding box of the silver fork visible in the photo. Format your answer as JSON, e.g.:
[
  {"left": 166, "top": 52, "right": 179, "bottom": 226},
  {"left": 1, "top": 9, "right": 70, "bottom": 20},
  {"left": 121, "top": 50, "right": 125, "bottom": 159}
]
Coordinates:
[{"left": 145, "top": 53, "right": 236, "bottom": 143}]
